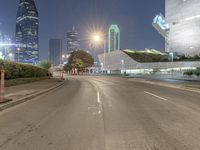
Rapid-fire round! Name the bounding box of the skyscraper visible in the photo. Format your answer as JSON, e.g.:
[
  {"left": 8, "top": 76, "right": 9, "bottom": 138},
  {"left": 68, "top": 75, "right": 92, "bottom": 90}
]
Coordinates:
[
  {"left": 165, "top": 0, "right": 200, "bottom": 55},
  {"left": 67, "top": 27, "right": 80, "bottom": 53},
  {"left": 108, "top": 25, "right": 120, "bottom": 53},
  {"left": 15, "top": 0, "right": 39, "bottom": 64},
  {"left": 0, "top": 25, "right": 15, "bottom": 61},
  {"left": 49, "top": 39, "right": 62, "bottom": 66}
]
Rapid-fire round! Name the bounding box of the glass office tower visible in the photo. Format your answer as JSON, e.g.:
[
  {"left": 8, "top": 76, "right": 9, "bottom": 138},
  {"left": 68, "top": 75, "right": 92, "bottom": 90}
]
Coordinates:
[
  {"left": 166, "top": 0, "right": 200, "bottom": 55},
  {"left": 15, "top": 0, "right": 39, "bottom": 64},
  {"left": 49, "top": 39, "right": 62, "bottom": 66},
  {"left": 67, "top": 27, "right": 80, "bottom": 53},
  {"left": 108, "top": 25, "right": 120, "bottom": 53}
]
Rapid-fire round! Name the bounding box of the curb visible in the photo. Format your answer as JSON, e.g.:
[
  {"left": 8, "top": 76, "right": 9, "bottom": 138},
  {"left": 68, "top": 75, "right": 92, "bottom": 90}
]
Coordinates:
[
  {"left": 0, "top": 81, "right": 65, "bottom": 112},
  {"left": 128, "top": 78, "right": 200, "bottom": 94}
]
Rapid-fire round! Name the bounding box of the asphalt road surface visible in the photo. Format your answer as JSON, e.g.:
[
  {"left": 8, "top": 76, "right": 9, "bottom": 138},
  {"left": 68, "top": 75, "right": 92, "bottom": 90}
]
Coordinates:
[{"left": 1, "top": 76, "right": 200, "bottom": 150}]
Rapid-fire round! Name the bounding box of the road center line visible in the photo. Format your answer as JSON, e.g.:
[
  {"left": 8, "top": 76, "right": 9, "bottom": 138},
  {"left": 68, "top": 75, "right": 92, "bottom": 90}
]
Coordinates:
[
  {"left": 97, "top": 91, "right": 102, "bottom": 114},
  {"left": 88, "top": 80, "right": 103, "bottom": 115},
  {"left": 97, "top": 92, "right": 101, "bottom": 104},
  {"left": 144, "top": 91, "right": 168, "bottom": 101}
]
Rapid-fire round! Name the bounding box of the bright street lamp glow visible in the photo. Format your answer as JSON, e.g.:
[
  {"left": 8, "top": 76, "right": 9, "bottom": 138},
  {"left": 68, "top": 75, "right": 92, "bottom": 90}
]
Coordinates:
[
  {"left": 62, "top": 54, "right": 65, "bottom": 58},
  {"left": 9, "top": 53, "right": 13, "bottom": 57},
  {"left": 169, "top": 52, "right": 174, "bottom": 63},
  {"left": 66, "top": 54, "right": 70, "bottom": 58},
  {"left": 94, "top": 34, "right": 101, "bottom": 42}
]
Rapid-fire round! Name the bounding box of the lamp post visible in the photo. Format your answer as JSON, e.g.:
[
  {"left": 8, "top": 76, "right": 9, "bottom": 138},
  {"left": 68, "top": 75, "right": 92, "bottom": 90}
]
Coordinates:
[
  {"left": 8, "top": 53, "right": 13, "bottom": 61},
  {"left": 170, "top": 52, "right": 174, "bottom": 63},
  {"left": 62, "top": 54, "right": 71, "bottom": 64},
  {"left": 169, "top": 52, "right": 174, "bottom": 75},
  {"left": 92, "top": 33, "right": 106, "bottom": 73},
  {"left": 103, "top": 39, "right": 106, "bottom": 72},
  {"left": 17, "top": 48, "right": 20, "bottom": 62},
  {"left": 62, "top": 54, "right": 66, "bottom": 59},
  {"left": 121, "top": 59, "right": 124, "bottom": 74}
]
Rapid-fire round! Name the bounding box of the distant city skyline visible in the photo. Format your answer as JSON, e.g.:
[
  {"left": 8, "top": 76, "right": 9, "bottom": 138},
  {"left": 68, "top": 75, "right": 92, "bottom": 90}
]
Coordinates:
[
  {"left": 15, "top": 0, "right": 39, "bottom": 64},
  {"left": 0, "top": 0, "right": 165, "bottom": 60}
]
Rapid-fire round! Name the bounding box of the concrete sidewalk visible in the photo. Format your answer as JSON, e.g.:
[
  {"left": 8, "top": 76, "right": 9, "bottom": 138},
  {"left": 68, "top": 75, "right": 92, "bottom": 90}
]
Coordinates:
[
  {"left": 128, "top": 77, "right": 200, "bottom": 94},
  {"left": 0, "top": 78, "right": 65, "bottom": 111}
]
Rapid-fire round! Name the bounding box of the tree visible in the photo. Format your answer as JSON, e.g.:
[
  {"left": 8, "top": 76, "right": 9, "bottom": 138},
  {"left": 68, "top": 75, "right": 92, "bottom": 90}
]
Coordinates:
[
  {"left": 63, "top": 64, "right": 72, "bottom": 72},
  {"left": 39, "top": 60, "right": 52, "bottom": 70},
  {"left": 65, "top": 50, "right": 94, "bottom": 74}
]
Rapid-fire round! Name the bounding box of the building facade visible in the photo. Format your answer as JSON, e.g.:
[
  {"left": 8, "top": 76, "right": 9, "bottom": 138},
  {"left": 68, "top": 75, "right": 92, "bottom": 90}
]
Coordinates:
[
  {"left": 67, "top": 27, "right": 80, "bottom": 53},
  {"left": 166, "top": 0, "right": 200, "bottom": 55},
  {"left": 15, "top": 0, "right": 39, "bottom": 64},
  {"left": 0, "top": 26, "right": 15, "bottom": 61},
  {"left": 98, "top": 50, "right": 200, "bottom": 74},
  {"left": 108, "top": 25, "right": 120, "bottom": 53},
  {"left": 49, "top": 39, "right": 62, "bottom": 66}
]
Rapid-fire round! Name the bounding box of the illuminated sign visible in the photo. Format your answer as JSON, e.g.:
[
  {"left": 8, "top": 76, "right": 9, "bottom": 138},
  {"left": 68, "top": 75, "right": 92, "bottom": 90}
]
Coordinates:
[{"left": 152, "top": 14, "right": 170, "bottom": 38}]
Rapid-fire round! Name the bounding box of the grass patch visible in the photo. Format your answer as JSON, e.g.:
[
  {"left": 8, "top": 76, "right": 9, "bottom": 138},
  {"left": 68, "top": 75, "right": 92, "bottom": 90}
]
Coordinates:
[
  {"left": 185, "top": 85, "right": 200, "bottom": 89},
  {"left": 5, "top": 77, "right": 49, "bottom": 87},
  {"left": 123, "top": 49, "right": 169, "bottom": 63}
]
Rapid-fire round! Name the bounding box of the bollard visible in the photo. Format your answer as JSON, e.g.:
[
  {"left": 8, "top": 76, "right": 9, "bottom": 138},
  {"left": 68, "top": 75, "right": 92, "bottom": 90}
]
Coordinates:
[{"left": 0, "top": 70, "right": 5, "bottom": 103}]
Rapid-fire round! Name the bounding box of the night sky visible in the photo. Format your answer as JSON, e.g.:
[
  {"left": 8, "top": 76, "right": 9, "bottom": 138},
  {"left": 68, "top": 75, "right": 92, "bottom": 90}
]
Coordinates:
[{"left": 0, "top": 0, "right": 165, "bottom": 60}]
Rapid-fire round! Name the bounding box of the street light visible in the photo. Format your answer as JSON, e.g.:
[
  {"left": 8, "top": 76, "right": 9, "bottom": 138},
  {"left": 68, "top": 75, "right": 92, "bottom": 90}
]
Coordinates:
[
  {"left": 92, "top": 33, "right": 106, "bottom": 73},
  {"left": 66, "top": 54, "right": 71, "bottom": 59},
  {"left": 169, "top": 52, "right": 174, "bottom": 75},
  {"left": 16, "top": 48, "right": 20, "bottom": 62},
  {"left": 169, "top": 52, "right": 174, "bottom": 63},
  {"left": 62, "top": 54, "right": 71, "bottom": 64},
  {"left": 62, "top": 54, "right": 66, "bottom": 59},
  {"left": 9, "top": 53, "right": 13, "bottom": 61},
  {"left": 121, "top": 59, "right": 124, "bottom": 74},
  {"left": 94, "top": 34, "right": 101, "bottom": 43}
]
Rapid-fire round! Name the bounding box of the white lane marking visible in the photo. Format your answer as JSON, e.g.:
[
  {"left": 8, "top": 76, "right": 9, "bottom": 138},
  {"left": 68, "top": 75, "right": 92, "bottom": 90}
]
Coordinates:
[
  {"left": 87, "top": 79, "right": 103, "bottom": 115},
  {"left": 144, "top": 91, "right": 168, "bottom": 101},
  {"left": 97, "top": 92, "right": 101, "bottom": 104},
  {"left": 96, "top": 91, "right": 102, "bottom": 114}
]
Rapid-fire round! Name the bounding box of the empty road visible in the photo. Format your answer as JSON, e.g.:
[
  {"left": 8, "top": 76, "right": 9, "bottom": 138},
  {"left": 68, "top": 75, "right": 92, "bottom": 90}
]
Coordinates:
[{"left": 0, "top": 76, "right": 200, "bottom": 150}]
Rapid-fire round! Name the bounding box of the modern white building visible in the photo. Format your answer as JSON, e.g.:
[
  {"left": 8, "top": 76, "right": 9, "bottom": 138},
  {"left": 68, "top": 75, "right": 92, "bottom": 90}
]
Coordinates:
[
  {"left": 154, "top": 0, "right": 200, "bottom": 56},
  {"left": 166, "top": 0, "right": 200, "bottom": 56},
  {"left": 98, "top": 50, "right": 200, "bottom": 74}
]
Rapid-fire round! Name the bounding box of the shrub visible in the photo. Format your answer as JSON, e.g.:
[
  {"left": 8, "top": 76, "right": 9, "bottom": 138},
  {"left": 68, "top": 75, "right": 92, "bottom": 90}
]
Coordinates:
[
  {"left": 0, "top": 60, "right": 48, "bottom": 80},
  {"left": 39, "top": 60, "right": 52, "bottom": 70},
  {"left": 194, "top": 69, "right": 200, "bottom": 76},
  {"left": 184, "top": 69, "right": 200, "bottom": 77},
  {"left": 184, "top": 70, "right": 194, "bottom": 76}
]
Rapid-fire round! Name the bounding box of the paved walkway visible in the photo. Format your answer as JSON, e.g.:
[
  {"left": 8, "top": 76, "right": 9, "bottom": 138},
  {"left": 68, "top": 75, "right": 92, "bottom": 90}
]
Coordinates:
[{"left": 4, "top": 78, "right": 62, "bottom": 101}]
